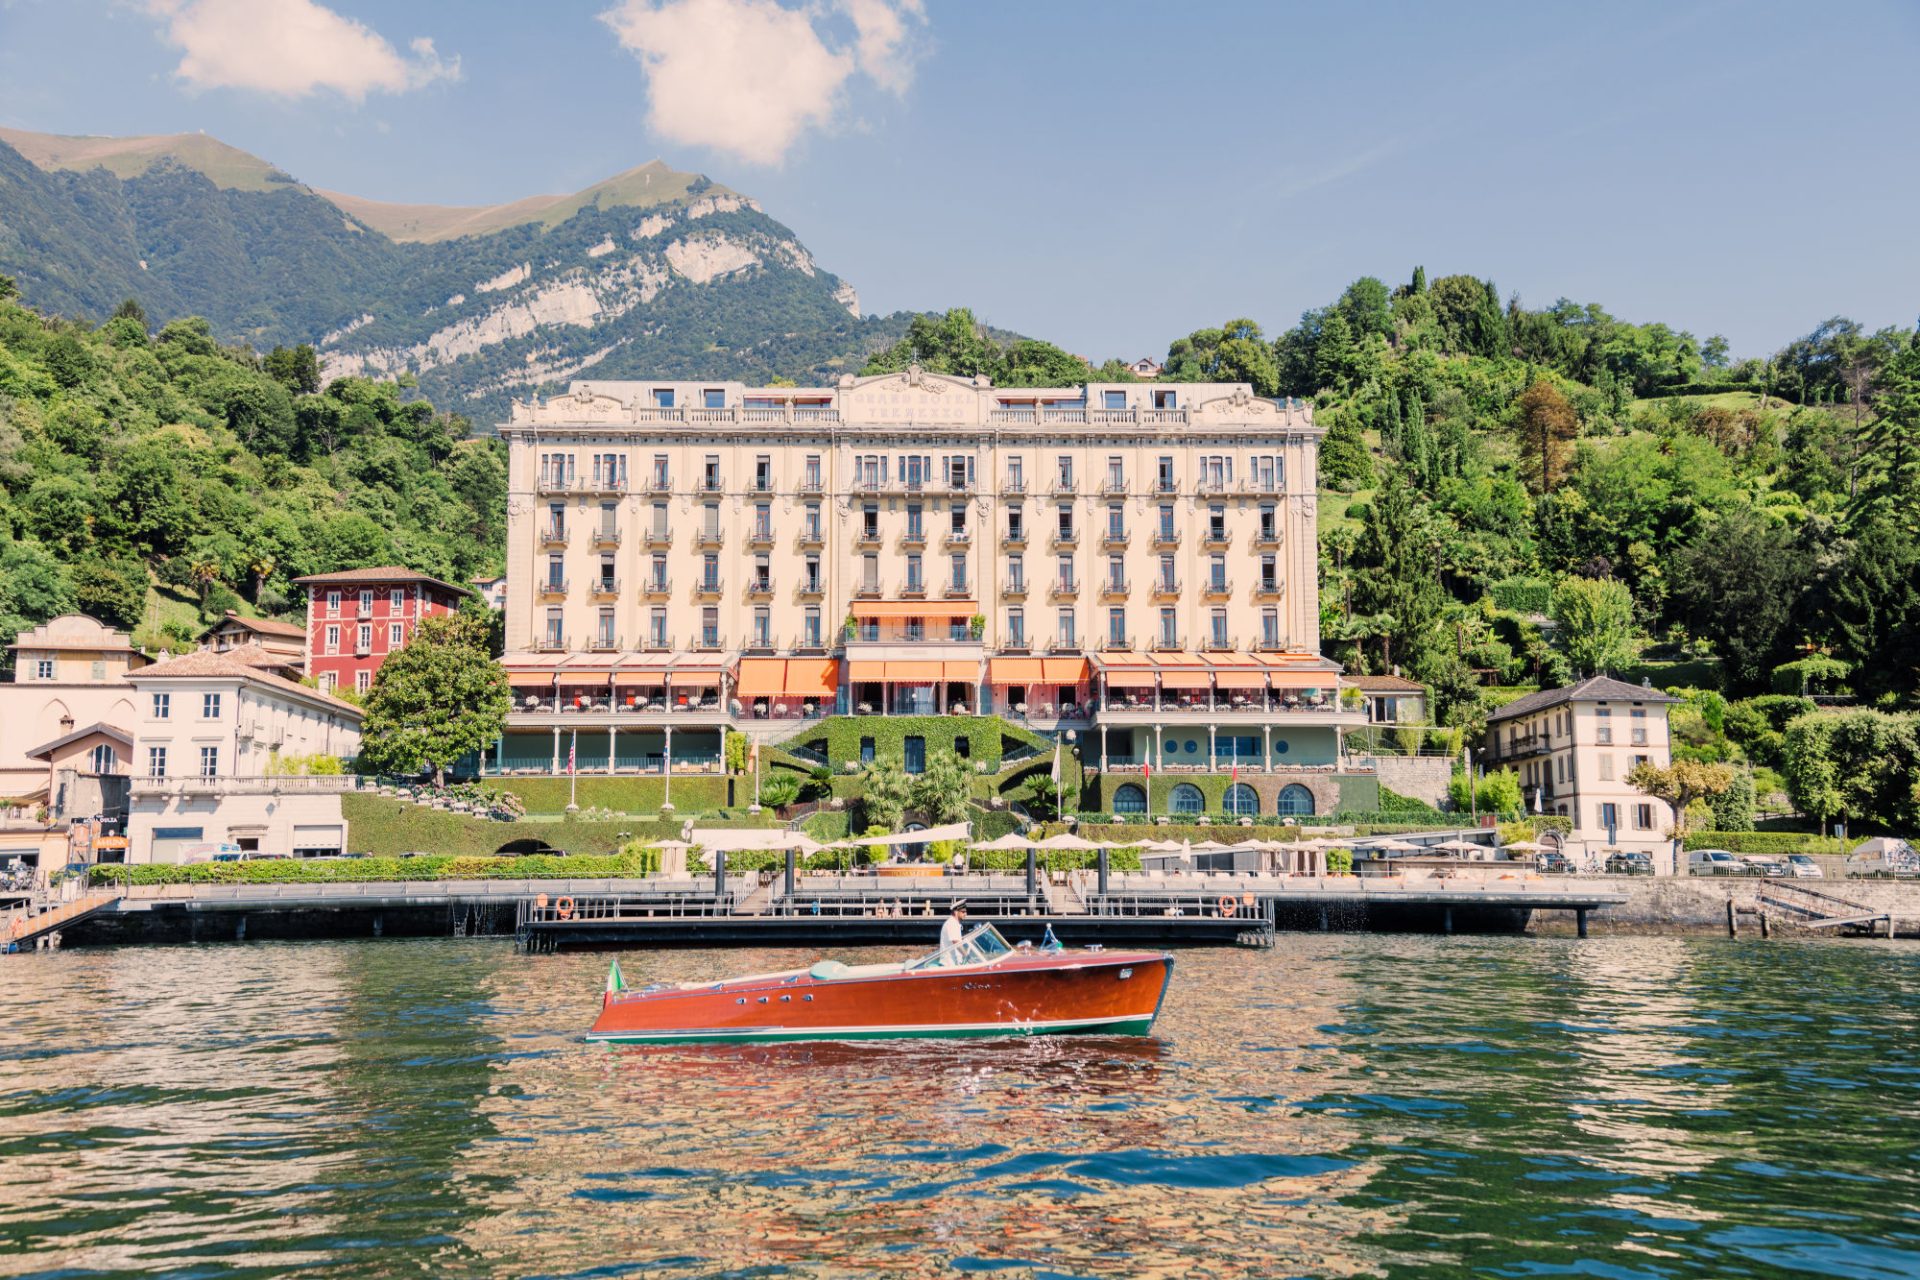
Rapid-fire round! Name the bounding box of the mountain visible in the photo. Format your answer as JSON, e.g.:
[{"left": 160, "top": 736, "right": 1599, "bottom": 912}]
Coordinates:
[{"left": 0, "top": 127, "right": 884, "bottom": 424}]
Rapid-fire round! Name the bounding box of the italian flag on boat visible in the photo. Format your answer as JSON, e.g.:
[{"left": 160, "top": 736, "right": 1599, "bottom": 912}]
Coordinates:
[{"left": 604, "top": 958, "right": 627, "bottom": 1004}]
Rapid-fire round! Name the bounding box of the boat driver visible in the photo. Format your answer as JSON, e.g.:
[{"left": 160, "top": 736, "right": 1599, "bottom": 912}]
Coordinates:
[{"left": 940, "top": 903, "right": 967, "bottom": 951}]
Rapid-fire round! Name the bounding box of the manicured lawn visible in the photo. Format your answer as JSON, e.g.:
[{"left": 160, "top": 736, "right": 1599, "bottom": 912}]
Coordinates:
[{"left": 495, "top": 775, "right": 730, "bottom": 815}]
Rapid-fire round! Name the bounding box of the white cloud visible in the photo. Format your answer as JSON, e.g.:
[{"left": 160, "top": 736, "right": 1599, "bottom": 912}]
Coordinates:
[
  {"left": 599, "top": 0, "right": 926, "bottom": 166},
  {"left": 146, "top": 0, "right": 460, "bottom": 102}
]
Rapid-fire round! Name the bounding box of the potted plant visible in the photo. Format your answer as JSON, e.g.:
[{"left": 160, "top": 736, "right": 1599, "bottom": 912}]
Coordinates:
[{"left": 969, "top": 613, "right": 986, "bottom": 640}]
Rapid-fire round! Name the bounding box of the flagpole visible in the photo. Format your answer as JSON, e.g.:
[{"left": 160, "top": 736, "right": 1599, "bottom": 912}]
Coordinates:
[{"left": 568, "top": 728, "right": 578, "bottom": 812}]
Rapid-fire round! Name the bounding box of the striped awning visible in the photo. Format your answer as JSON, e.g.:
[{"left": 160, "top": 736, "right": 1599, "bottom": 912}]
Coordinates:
[
  {"left": 785, "top": 657, "right": 839, "bottom": 697},
  {"left": 989, "top": 657, "right": 1044, "bottom": 683},
  {"left": 1213, "top": 670, "right": 1267, "bottom": 689},
  {"left": 734, "top": 658, "right": 788, "bottom": 698},
  {"left": 507, "top": 672, "right": 557, "bottom": 688},
  {"left": 1158, "top": 670, "right": 1212, "bottom": 690},
  {"left": 1041, "top": 658, "right": 1089, "bottom": 684},
  {"left": 1104, "top": 669, "right": 1157, "bottom": 688}
]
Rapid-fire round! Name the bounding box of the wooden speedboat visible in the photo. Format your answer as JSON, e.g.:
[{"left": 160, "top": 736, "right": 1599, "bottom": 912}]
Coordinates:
[{"left": 588, "top": 925, "right": 1174, "bottom": 1045}]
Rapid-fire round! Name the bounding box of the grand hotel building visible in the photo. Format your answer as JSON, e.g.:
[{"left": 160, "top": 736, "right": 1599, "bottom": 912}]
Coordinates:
[{"left": 495, "top": 369, "right": 1369, "bottom": 813}]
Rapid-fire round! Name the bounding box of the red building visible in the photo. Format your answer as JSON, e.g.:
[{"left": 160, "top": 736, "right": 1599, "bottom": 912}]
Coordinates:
[{"left": 292, "top": 567, "right": 471, "bottom": 695}]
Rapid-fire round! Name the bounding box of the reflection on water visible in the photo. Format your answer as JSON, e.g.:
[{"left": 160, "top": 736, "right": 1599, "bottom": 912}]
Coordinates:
[{"left": 0, "top": 936, "right": 1917, "bottom": 1278}]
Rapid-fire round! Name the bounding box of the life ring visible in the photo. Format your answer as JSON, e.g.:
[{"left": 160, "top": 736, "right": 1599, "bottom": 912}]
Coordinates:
[
  {"left": 1218, "top": 896, "right": 1237, "bottom": 917},
  {"left": 555, "top": 896, "right": 574, "bottom": 920}
]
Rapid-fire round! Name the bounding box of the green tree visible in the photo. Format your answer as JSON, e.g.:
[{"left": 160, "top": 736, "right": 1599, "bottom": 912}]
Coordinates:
[
  {"left": 355, "top": 613, "right": 510, "bottom": 786},
  {"left": 1336, "top": 276, "right": 1394, "bottom": 341},
  {"left": 1854, "top": 331, "right": 1920, "bottom": 516},
  {"left": 1668, "top": 509, "right": 1805, "bottom": 692},
  {"left": 1627, "top": 759, "right": 1734, "bottom": 844},
  {"left": 911, "top": 749, "right": 974, "bottom": 825},
  {"left": 1827, "top": 519, "right": 1920, "bottom": 700},
  {"left": 72, "top": 555, "right": 149, "bottom": 631},
  {"left": 1550, "top": 575, "right": 1638, "bottom": 675},
  {"left": 1350, "top": 470, "right": 1443, "bottom": 672},
  {"left": 861, "top": 759, "right": 915, "bottom": 831},
  {"left": 1318, "top": 410, "right": 1373, "bottom": 490},
  {"left": 263, "top": 343, "right": 322, "bottom": 395}
]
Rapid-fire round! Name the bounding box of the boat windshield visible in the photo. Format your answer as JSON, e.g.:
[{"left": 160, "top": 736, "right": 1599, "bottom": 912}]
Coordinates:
[{"left": 908, "top": 923, "right": 1014, "bottom": 970}]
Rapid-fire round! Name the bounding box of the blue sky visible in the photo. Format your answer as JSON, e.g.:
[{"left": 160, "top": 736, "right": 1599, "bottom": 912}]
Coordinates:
[{"left": 1, "top": 0, "right": 1915, "bottom": 360}]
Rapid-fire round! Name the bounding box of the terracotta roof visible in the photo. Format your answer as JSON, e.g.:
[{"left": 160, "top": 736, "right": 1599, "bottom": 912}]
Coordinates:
[
  {"left": 291, "top": 566, "right": 470, "bottom": 595},
  {"left": 131, "top": 650, "right": 362, "bottom": 719},
  {"left": 25, "top": 721, "right": 133, "bottom": 760},
  {"left": 1487, "top": 675, "right": 1679, "bottom": 725},
  {"left": 213, "top": 612, "right": 306, "bottom": 639},
  {"left": 1344, "top": 674, "right": 1426, "bottom": 692},
  {"left": 220, "top": 642, "right": 303, "bottom": 671}
]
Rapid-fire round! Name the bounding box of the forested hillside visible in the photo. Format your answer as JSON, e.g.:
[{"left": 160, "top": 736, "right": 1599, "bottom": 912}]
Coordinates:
[{"left": 0, "top": 279, "right": 505, "bottom": 664}]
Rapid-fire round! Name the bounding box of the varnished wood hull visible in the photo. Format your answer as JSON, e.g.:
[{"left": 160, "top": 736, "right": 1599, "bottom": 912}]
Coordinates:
[{"left": 589, "top": 950, "right": 1174, "bottom": 1044}]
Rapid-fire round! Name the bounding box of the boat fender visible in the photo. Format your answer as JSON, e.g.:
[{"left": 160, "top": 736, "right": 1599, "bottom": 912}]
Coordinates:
[
  {"left": 1218, "top": 896, "right": 1237, "bottom": 917},
  {"left": 555, "top": 896, "right": 575, "bottom": 920}
]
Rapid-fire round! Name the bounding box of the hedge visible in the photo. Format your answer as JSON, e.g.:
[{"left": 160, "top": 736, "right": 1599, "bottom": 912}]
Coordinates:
[
  {"left": 91, "top": 849, "right": 661, "bottom": 886},
  {"left": 1081, "top": 822, "right": 1303, "bottom": 845},
  {"left": 819, "top": 715, "right": 1007, "bottom": 770},
  {"left": 1488, "top": 577, "right": 1553, "bottom": 615},
  {"left": 497, "top": 776, "right": 728, "bottom": 815},
  {"left": 1682, "top": 831, "right": 1846, "bottom": 856},
  {"left": 341, "top": 796, "right": 646, "bottom": 857}
]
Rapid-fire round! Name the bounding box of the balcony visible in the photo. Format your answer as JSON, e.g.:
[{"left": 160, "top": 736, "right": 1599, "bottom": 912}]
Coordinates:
[
  {"left": 1498, "top": 733, "right": 1552, "bottom": 760},
  {"left": 1151, "top": 529, "right": 1180, "bottom": 549},
  {"left": 537, "top": 578, "right": 569, "bottom": 597},
  {"left": 746, "top": 577, "right": 774, "bottom": 599},
  {"left": 1000, "top": 635, "right": 1032, "bottom": 653},
  {"left": 798, "top": 476, "right": 824, "bottom": 495},
  {"left": 588, "top": 577, "right": 621, "bottom": 598},
  {"left": 855, "top": 530, "right": 882, "bottom": 549},
  {"left": 901, "top": 530, "right": 928, "bottom": 550},
  {"left": 585, "top": 633, "right": 621, "bottom": 653},
  {"left": 1254, "top": 579, "right": 1283, "bottom": 599},
  {"left": 1241, "top": 474, "right": 1286, "bottom": 496},
  {"left": 943, "top": 581, "right": 972, "bottom": 599},
  {"left": 1099, "top": 577, "right": 1131, "bottom": 600},
  {"left": 1150, "top": 578, "right": 1182, "bottom": 599},
  {"left": 744, "top": 633, "right": 777, "bottom": 653},
  {"left": 1201, "top": 578, "right": 1233, "bottom": 599},
  {"left": 1101, "top": 478, "right": 1129, "bottom": 497},
  {"left": 1151, "top": 633, "right": 1184, "bottom": 651},
  {"left": 853, "top": 582, "right": 883, "bottom": 600},
  {"left": 900, "top": 581, "right": 928, "bottom": 599},
  {"left": 540, "top": 525, "right": 569, "bottom": 547},
  {"left": 1050, "top": 531, "right": 1079, "bottom": 550},
  {"left": 796, "top": 530, "right": 824, "bottom": 551},
  {"left": 642, "top": 577, "right": 672, "bottom": 597},
  {"left": 750, "top": 476, "right": 774, "bottom": 496},
  {"left": 354, "top": 640, "right": 372, "bottom": 657},
  {"left": 1101, "top": 634, "right": 1134, "bottom": 651},
  {"left": 1050, "top": 478, "right": 1078, "bottom": 496},
  {"left": 131, "top": 775, "right": 366, "bottom": 799},
  {"left": 1202, "top": 530, "right": 1231, "bottom": 550},
  {"left": 695, "top": 528, "right": 725, "bottom": 549},
  {"left": 700, "top": 476, "right": 724, "bottom": 495},
  {"left": 1153, "top": 478, "right": 1178, "bottom": 496},
  {"left": 591, "top": 527, "right": 622, "bottom": 549},
  {"left": 690, "top": 634, "right": 725, "bottom": 652},
  {"left": 1202, "top": 636, "right": 1235, "bottom": 653},
  {"left": 647, "top": 475, "right": 672, "bottom": 494},
  {"left": 1001, "top": 530, "right": 1028, "bottom": 550},
  {"left": 1050, "top": 578, "right": 1080, "bottom": 600},
  {"left": 536, "top": 474, "right": 629, "bottom": 496},
  {"left": 798, "top": 579, "right": 825, "bottom": 599},
  {"left": 1047, "top": 637, "right": 1083, "bottom": 653},
  {"left": 535, "top": 634, "right": 568, "bottom": 653},
  {"left": 644, "top": 527, "right": 673, "bottom": 548},
  {"left": 747, "top": 526, "right": 774, "bottom": 549},
  {"left": 1101, "top": 529, "right": 1130, "bottom": 549},
  {"left": 1000, "top": 477, "right": 1029, "bottom": 497},
  {"left": 1252, "top": 531, "right": 1281, "bottom": 549},
  {"left": 945, "top": 529, "right": 972, "bottom": 548},
  {"left": 694, "top": 577, "right": 725, "bottom": 598},
  {"left": 1000, "top": 580, "right": 1029, "bottom": 600},
  {"left": 641, "top": 634, "right": 673, "bottom": 652}
]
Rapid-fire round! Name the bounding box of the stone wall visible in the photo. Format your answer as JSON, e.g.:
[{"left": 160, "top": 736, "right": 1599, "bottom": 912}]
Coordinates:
[
  {"left": 1545, "top": 874, "right": 1920, "bottom": 934},
  {"left": 1366, "top": 755, "right": 1451, "bottom": 808}
]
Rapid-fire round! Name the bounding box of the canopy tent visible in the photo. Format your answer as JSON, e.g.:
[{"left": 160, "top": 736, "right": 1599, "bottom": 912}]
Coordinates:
[
  {"left": 688, "top": 828, "right": 825, "bottom": 854},
  {"left": 830, "top": 821, "right": 972, "bottom": 849}
]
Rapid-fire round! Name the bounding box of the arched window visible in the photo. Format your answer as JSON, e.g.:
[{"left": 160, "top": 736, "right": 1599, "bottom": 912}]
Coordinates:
[
  {"left": 1170, "top": 783, "right": 1205, "bottom": 815},
  {"left": 1223, "top": 783, "right": 1258, "bottom": 816},
  {"left": 1276, "top": 783, "right": 1315, "bottom": 817},
  {"left": 1112, "top": 783, "right": 1147, "bottom": 815}
]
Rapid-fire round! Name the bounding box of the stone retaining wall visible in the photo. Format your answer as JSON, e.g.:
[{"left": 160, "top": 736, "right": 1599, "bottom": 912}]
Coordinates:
[
  {"left": 1366, "top": 756, "right": 1452, "bottom": 807},
  {"left": 1546, "top": 875, "right": 1920, "bottom": 934}
]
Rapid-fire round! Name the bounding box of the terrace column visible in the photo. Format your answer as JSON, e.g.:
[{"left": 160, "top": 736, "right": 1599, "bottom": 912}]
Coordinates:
[
  {"left": 1154, "top": 725, "right": 1164, "bottom": 771},
  {"left": 1208, "top": 725, "right": 1217, "bottom": 772},
  {"left": 662, "top": 725, "right": 673, "bottom": 810},
  {"left": 1264, "top": 724, "right": 1273, "bottom": 774},
  {"left": 550, "top": 726, "right": 560, "bottom": 774},
  {"left": 608, "top": 725, "right": 617, "bottom": 775}
]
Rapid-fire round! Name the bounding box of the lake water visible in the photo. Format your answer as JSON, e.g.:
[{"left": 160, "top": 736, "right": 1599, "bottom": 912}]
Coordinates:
[{"left": 2, "top": 935, "right": 1918, "bottom": 1279}]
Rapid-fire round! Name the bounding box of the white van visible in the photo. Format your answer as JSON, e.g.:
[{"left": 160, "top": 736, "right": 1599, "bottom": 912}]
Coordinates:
[{"left": 1688, "top": 849, "right": 1752, "bottom": 876}]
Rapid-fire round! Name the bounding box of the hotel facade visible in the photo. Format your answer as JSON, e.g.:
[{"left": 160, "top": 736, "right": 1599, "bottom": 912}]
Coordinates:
[{"left": 495, "top": 369, "right": 1378, "bottom": 816}]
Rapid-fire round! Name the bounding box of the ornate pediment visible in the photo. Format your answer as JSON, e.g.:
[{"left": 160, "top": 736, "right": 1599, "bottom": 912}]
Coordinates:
[
  {"left": 1193, "top": 387, "right": 1276, "bottom": 421},
  {"left": 837, "top": 364, "right": 985, "bottom": 426}
]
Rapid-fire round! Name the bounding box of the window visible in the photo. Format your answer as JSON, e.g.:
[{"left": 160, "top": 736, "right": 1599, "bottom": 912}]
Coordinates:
[
  {"left": 1634, "top": 804, "right": 1654, "bottom": 830},
  {"left": 389, "top": 587, "right": 405, "bottom": 610},
  {"left": 1007, "top": 457, "right": 1025, "bottom": 490},
  {"left": 651, "top": 454, "right": 670, "bottom": 489},
  {"left": 202, "top": 693, "right": 222, "bottom": 719},
  {"left": 600, "top": 502, "right": 619, "bottom": 536},
  {"left": 1259, "top": 503, "right": 1278, "bottom": 541},
  {"left": 1223, "top": 784, "right": 1258, "bottom": 817},
  {"left": 1153, "top": 388, "right": 1177, "bottom": 409},
  {"left": 906, "top": 504, "right": 924, "bottom": 541},
  {"left": 904, "top": 618, "right": 924, "bottom": 643},
  {"left": 703, "top": 454, "right": 721, "bottom": 491},
  {"left": 389, "top": 622, "right": 405, "bottom": 648},
  {"left": 1057, "top": 505, "right": 1074, "bottom": 539},
  {"left": 357, "top": 624, "right": 372, "bottom": 653},
  {"left": 540, "top": 451, "right": 576, "bottom": 487},
  {"left": 327, "top": 589, "right": 341, "bottom": 616},
  {"left": 860, "top": 736, "right": 876, "bottom": 765},
  {"left": 863, "top": 505, "right": 880, "bottom": 539},
  {"left": 544, "top": 609, "right": 564, "bottom": 649},
  {"left": 1158, "top": 505, "right": 1175, "bottom": 539},
  {"left": 753, "top": 503, "right": 771, "bottom": 541},
  {"left": 599, "top": 554, "right": 619, "bottom": 589},
  {"left": 862, "top": 554, "right": 879, "bottom": 592},
  {"left": 1056, "top": 455, "right": 1074, "bottom": 487},
  {"left": 1007, "top": 507, "right": 1025, "bottom": 541},
  {"left": 1259, "top": 555, "right": 1278, "bottom": 592},
  {"left": 1159, "top": 608, "right": 1177, "bottom": 646},
  {"left": 358, "top": 589, "right": 373, "bottom": 616},
  {"left": 1107, "top": 608, "right": 1127, "bottom": 647},
  {"left": 1107, "top": 505, "right": 1125, "bottom": 539},
  {"left": 1103, "top": 390, "right": 1127, "bottom": 410},
  {"left": 1598, "top": 754, "right": 1615, "bottom": 781},
  {"left": 649, "top": 609, "right": 668, "bottom": 648},
  {"left": 951, "top": 503, "right": 968, "bottom": 537},
  {"left": 701, "top": 608, "right": 720, "bottom": 648},
  {"left": 803, "top": 455, "right": 822, "bottom": 489},
  {"left": 1209, "top": 610, "right": 1228, "bottom": 649},
  {"left": 1210, "top": 555, "right": 1228, "bottom": 591},
  {"left": 906, "top": 554, "right": 924, "bottom": 592},
  {"left": 1208, "top": 505, "right": 1227, "bottom": 540},
  {"left": 951, "top": 554, "right": 968, "bottom": 591},
  {"left": 1630, "top": 709, "right": 1648, "bottom": 745},
  {"left": 1170, "top": 783, "right": 1205, "bottom": 815},
  {"left": 752, "top": 554, "right": 771, "bottom": 592},
  {"left": 596, "top": 609, "right": 615, "bottom": 648},
  {"left": 704, "top": 387, "right": 725, "bottom": 409},
  {"left": 1249, "top": 454, "right": 1283, "bottom": 490},
  {"left": 955, "top": 737, "right": 971, "bottom": 759},
  {"left": 152, "top": 693, "right": 171, "bottom": 720},
  {"left": 146, "top": 746, "right": 167, "bottom": 778},
  {"left": 654, "top": 387, "right": 676, "bottom": 408},
  {"left": 1108, "top": 555, "right": 1126, "bottom": 589},
  {"left": 355, "top": 670, "right": 371, "bottom": 694},
  {"left": 546, "top": 554, "right": 565, "bottom": 589},
  {"left": 1157, "top": 456, "right": 1175, "bottom": 491},
  {"left": 650, "top": 555, "right": 668, "bottom": 591},
  {"left": 1200, "top": 454, "right": 1231, "bottom": 490},
  {"left": 1106, "top": 456, "right": 1125, "bottom": 491},
  {"left": 32, "top": 658, "right": 53, "bottom": 680},
  {"left": 753, "top": 455, "right": 771, "bottom": 492},
  {"left": 1057, "top": 555, "right": 1075, "bottom": 589},
  {"left": 1008, "top": 555, "right": 1025, "bottom": 590},
  {"left": 89, "top": 744, "right": 117, "bottom": 774},
  {"left": 1276, "top": 784, "right": 1314, "bottom": 816},
  {"left": 651, "top": 502, "right": 669, "bottom": 537},
  {"left": 702, "top": 503, "right": 720, "bottom": 539},
  {"left": 1056, "top": 609, "right": 1076, "bottom": 648},
  {"left": 803, "top": 607, "right": 822, "bottom": 648},
  {"left": 1006, "top": 609, "right": 1025, "bottom": 647},
  {"left": 752, "top": 608, "right": 771, "bottom": 648},
  {"left": 1158, "top": 556, "right": 1176, "bottom": 591},
  {"left": 1261, "top": 609, "right": 1280, "bottom": 648},
  {"left": 199, "top": 746, "right": 219, "bottom": 779},
  {"left": 1112, "top": 783, "right": 1147, "bottom": 815},
  {"left": 804, "top": 504, "right": 822, "bottom": 541},
  {"left": 903, "top": 735, "right": 927, "bottom": 774},
  {"left": 702, "top": 553, "right": 721, "bottom": 592},
  {"left": 804, "top": 555, "right": 821, "bottom": 592},
  {"left": 1599, "top": 802, "right": 1620, "bottom": 834}
]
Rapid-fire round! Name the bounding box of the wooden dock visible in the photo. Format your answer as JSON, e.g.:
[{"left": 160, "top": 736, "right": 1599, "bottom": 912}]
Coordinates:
[{"left": 1751, "top": 882, "right": 1899, "bottom": 938}]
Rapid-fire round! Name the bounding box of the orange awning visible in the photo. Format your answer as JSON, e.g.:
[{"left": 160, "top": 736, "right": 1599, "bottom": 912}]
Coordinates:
[
  {"left": 1267, "top": 670, "right": 1333, "bottom": 689},
  {"left": 507, "top": 672, "right": 557, "bottom": 688},
  {"left": 989, "top": 657, "right": 1045, "bottom": 683},
  {"left": 848, "top": 661, "right": 887, "bottom": 681},
  {"left": 1041, "top": 657, "right": 1089, "bottom": 684},
  {"left": 1105, "top": 669, "right": 1156, "bottom": 688},
  {"left": 850, "top": 600, "right": 978, "bottom": 619},
  {"left": 1152, "top": 652, "right": 1204, "bottom": 666},
  {"left": 1159, "top": 670, "right": 1212, "bottom": 689},
  {"left": 734, "top": 658, "right": 787, "bottom": 698},
  {"left": 668, "top": 666, "right": 723, "bottom": 686},
  {"left": 785, "top": 657, "right": 839, "bottom": 697},
  {"left": 612, "top": 669, "right": 669, "bottom": 686},
  {"left": 942, "top": 661, "right": 978, "bottom": 681},
  {"left": 1203, "top": 652, "right": 1258, "bottom": 667},
  {"left": 1214, "top": 670, "right": 1268, "bottom": 689},
  {"left": 887, "top": 661, "right": 945, "bottom": 681}
]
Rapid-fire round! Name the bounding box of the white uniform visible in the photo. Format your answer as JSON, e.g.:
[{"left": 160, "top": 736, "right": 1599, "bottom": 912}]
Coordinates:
[{"left": 939, "top": 915, "right": 965, "bottom": 949}]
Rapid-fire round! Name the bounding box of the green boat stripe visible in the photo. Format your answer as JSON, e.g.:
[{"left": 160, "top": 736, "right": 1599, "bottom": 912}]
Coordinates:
[{"left": 587, "top": 1012, "right": 1156, "bottom": 1045}]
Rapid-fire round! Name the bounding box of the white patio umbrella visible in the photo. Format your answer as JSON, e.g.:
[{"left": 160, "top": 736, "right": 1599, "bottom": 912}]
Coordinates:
[
  {"left": 1364, "top": 838, "right": 1420, "bottom": 853},
  {"left": 1035, "top": 832, "right": 1102, "bottom": 852},
  {"left": 970, "top": 831, "right": 1036, "bottom": 852},
  {"left": 1140, "top": 839, "right": 1187, "bottom": 853},
  {"left": 1501, "top": 839, "right": 1550, "bottom": 853},
  {"left": 1187, "top": 839, "right": 1234, "bottom": 853},
  {"left": 1430, "top": 838, "right": 1486, "bottom": 854}
]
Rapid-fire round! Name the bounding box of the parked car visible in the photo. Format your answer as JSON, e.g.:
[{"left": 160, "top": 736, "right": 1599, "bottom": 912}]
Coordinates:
[
  {"left": 1786, "top": 854, "right": 1824, "bottom": 878},
  {"left": 1688, "top": 849, "right": 1752, "bottom": 876},
  {"left": 1537, "top": 850, "right": 1574, "bottom": 875},
  {"left": 1605, "top": 851, "right": 1653, "bottom": 875},
  {"left": 1747, "top": 856, "right": 1791, "bottom": 877}
]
